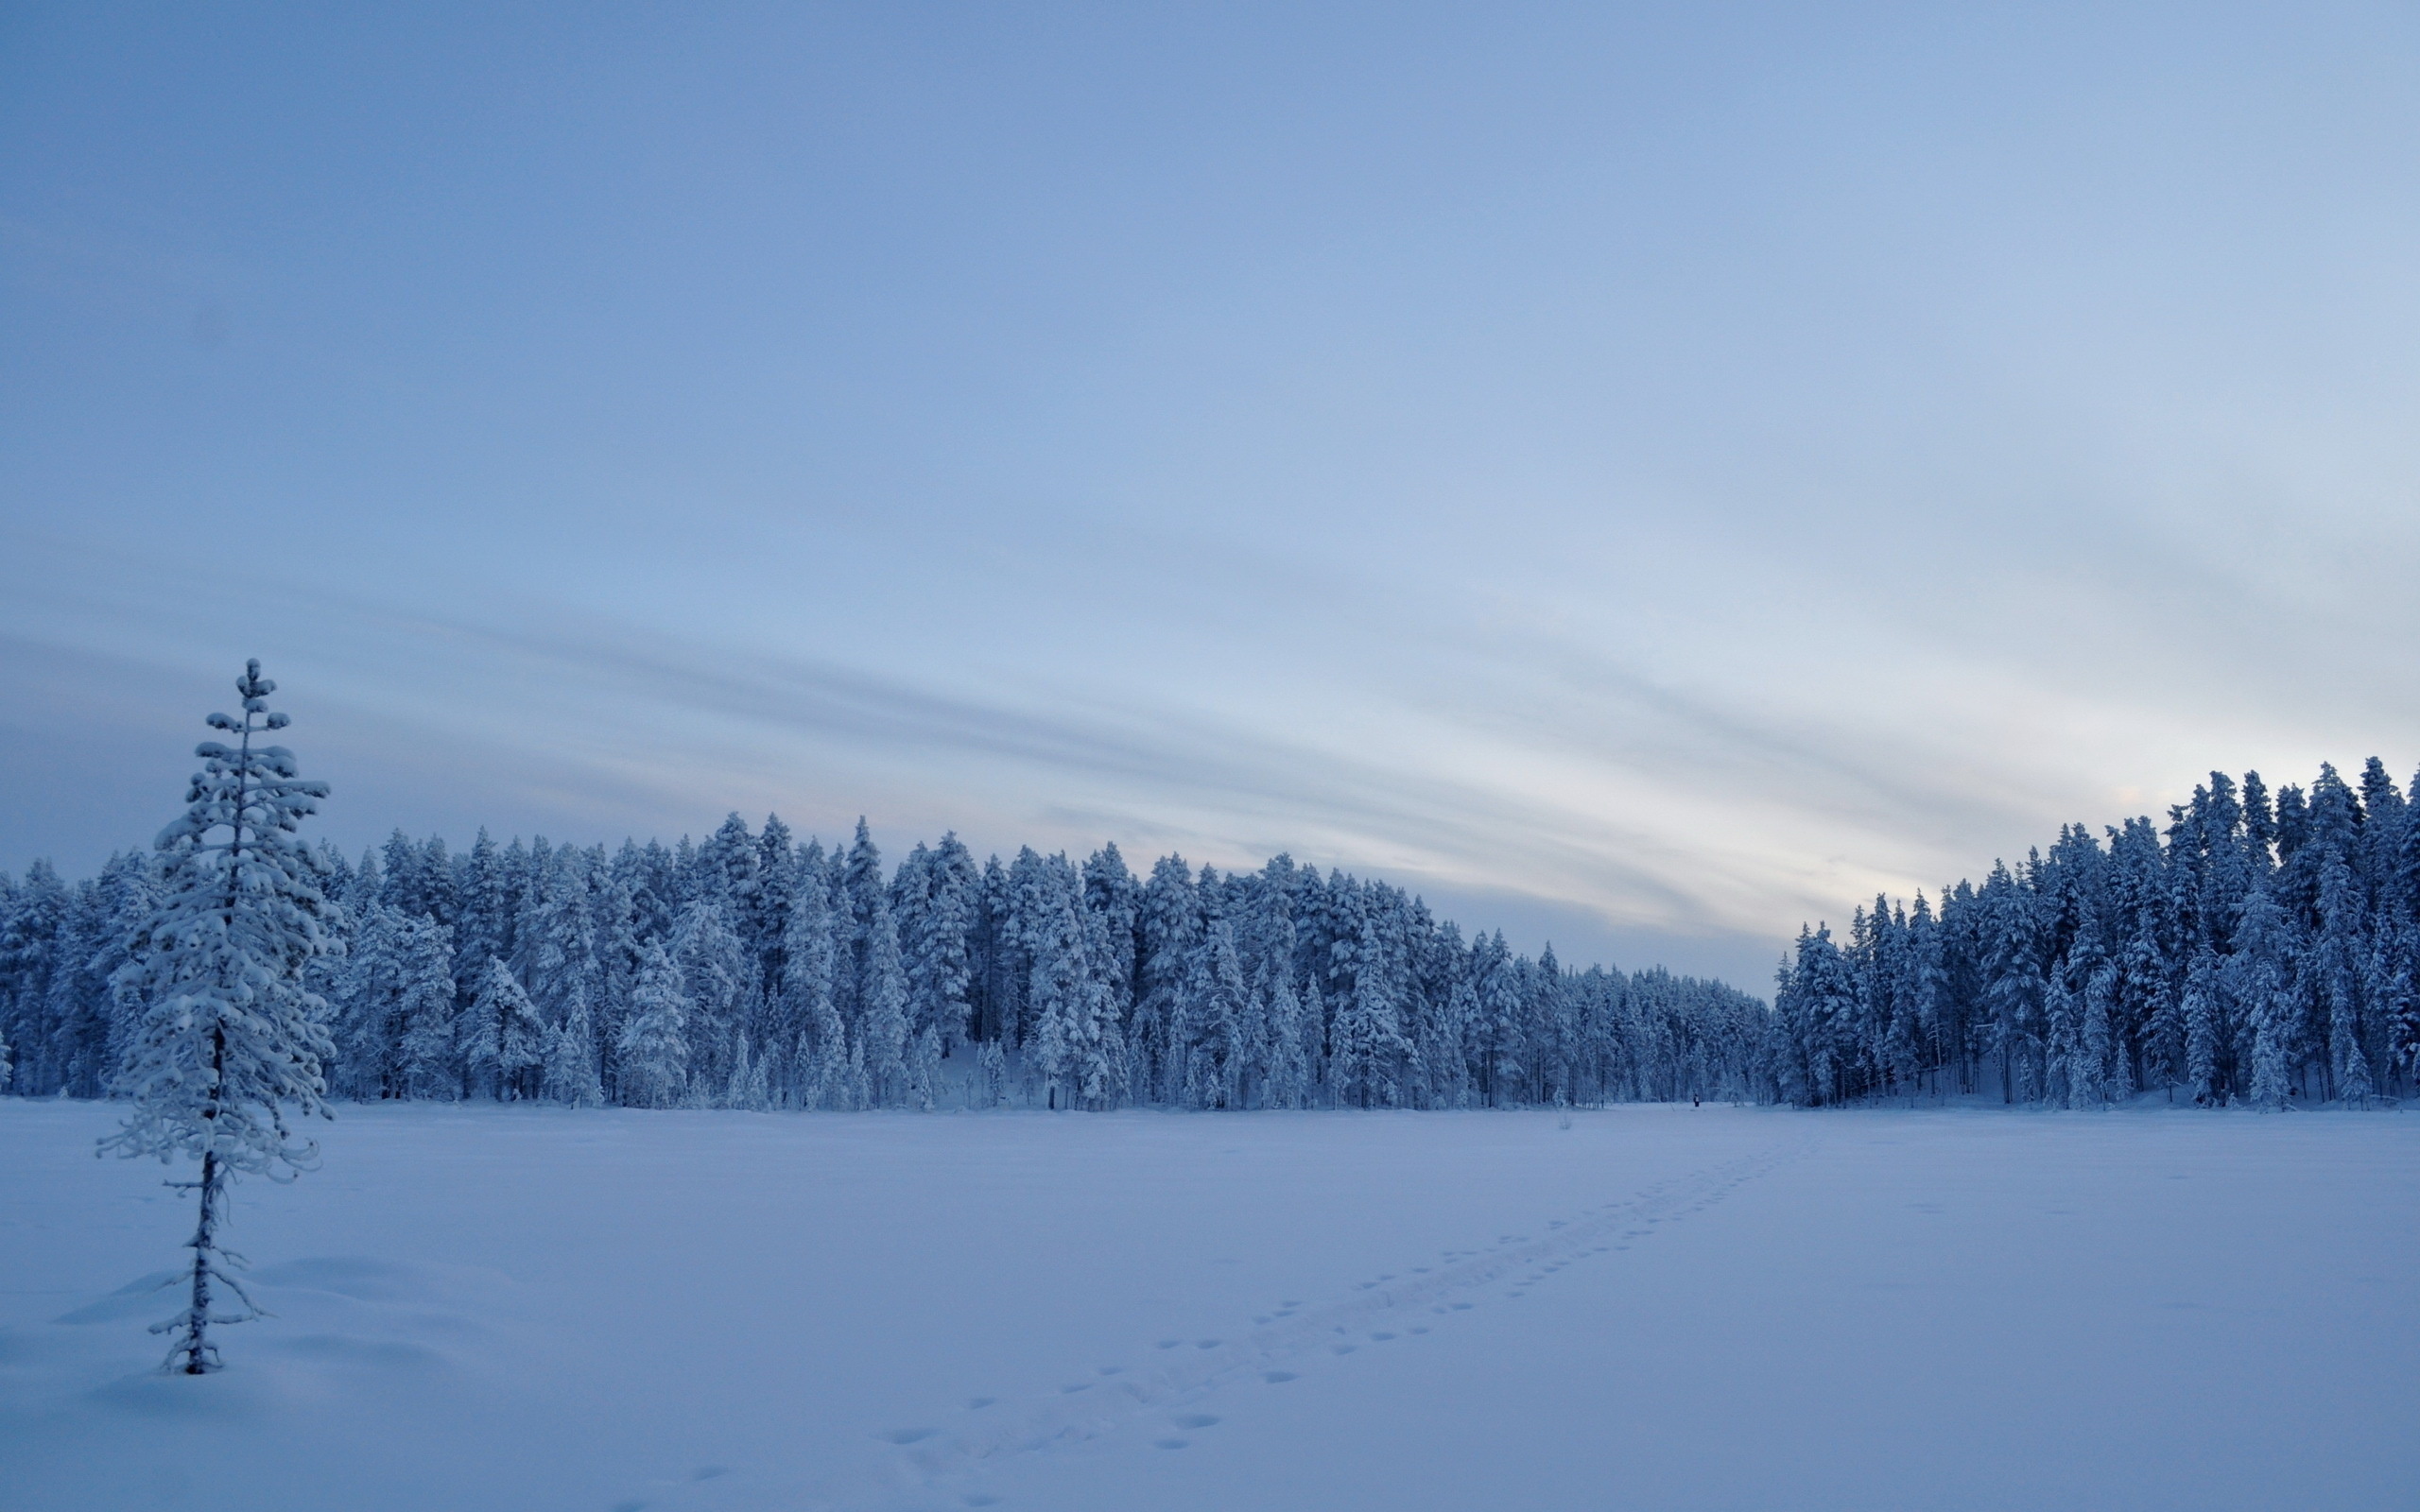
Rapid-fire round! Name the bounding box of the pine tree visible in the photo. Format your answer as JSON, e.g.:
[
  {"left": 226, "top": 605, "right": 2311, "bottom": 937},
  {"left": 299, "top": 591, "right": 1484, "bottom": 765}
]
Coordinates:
[
  {"left": 0, "top": 860, "right": 68, "bottom": 1093},
  {"left": 972, "top": 852, "right": 1021, "bottom": 1051},
  {"left": 330, "top": 902, "right": 405, "bottom": 1098},
  {"left": 841, "top": 820, "right": 909, "bottom": 1103},
  {"left": 1979, "top": 862, "right": 2046, "bottom": 1103},
  {"left": 392, "top": 911, "right": 459, "bottom": 1100},
  {"left": 1081, "top": 844, "right": 1141, "bottom": 1092},
  {"left": 977, "top": 1037, "right": 1009, "bottom": 1108},
  {"left": 781, "top": 843, "right": 848, "bottom": 1109},
  {"left": 544, "top": 988, "right": 606, "bottom": 1108},
  {"left": 671, "top": 897, "right": 752, "bottom": 1094},
  {"left": 1136, "top": 854, "right": 1198, "bottom": 1104},
  {"left": 460, "top": 955, "right": 545, "bottom": 1100},
  {"left": 893, "top": 833, "right": 981, "bottom": 1100},
  {"left": 1180, "top": 916, "right": 1248, "bottom": 1109},
  {"left": 1023, "top": 864, "right": 1095, "bottom": 1108},
  {"left": 2181, "top": 951, "right": 2224, "bottom": 1105},
  {"left": 2078, "top": 948, "right": 2123, "bottom": 1108},
  {"left": 2372, "top": 922, "right": 2419, "bottom": 1098},
  {"left": 90, "top": 852, "right": 161, "bottom": 1094},
  {"left": 749, "top": 816, "right": 799, "bottom": 1020},
  {"left": 1257, "top": 963, "right": 1308, "bottom": 1109},
  {"left": 98, "top": 662, "right": 337, "bottom": 1374},
  {"left": 1476, "top": 931, "right": 1523, "bottom": 1108},
  {"left": 1074, "top": 903, "right": 1125, "bottom": 1108},
  {"left": 38, "top": 878, "right": 102, "bottom": 1097},
  {"left": 519, "top": 844, "right": 599, "bottom": 1050},
  {"left": 2234, "top": 884, "right": 2302, "bottom": 1110},
  {"left": 616, "top": 945, "right": 690, "bottom": 1108},
  {"left": 724, "top": 1030, "right": 770, "bottom": 1111},
  {"left": 588, "top": 858, "right": 643, "bottom": 1099},
  {"left": 2126, "top": 921, "right": 2178, "bottom": 1098},
  {"left": 455, "top": 829, "right": 517, "bottom": 1011},
  {"left": 1330, "top": 908, "right": 1411, "bottom": 1108},
  {"left": 1778, "top": 924, "right": 1860, "bottom": 1106},
  {"left": 2317, "top": 856, "right": 2372, "bottom": 1105}
]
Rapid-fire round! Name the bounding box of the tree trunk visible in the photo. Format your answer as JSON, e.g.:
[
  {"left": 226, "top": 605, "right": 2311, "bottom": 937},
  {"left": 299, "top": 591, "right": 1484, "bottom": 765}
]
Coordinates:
[{"left": 180, "top": 1147, "right": 222, "bottom": 1374}]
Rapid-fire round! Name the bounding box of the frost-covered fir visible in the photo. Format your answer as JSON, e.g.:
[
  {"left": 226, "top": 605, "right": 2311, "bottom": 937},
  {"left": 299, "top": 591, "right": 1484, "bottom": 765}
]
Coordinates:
[
  {"left": 460, "top": 955, "right": 546, "bottom": 1100},
  {"left": 617, "top": 945, "right": 690, "bottom": 1108},
  {"left": 96, "top": 662, "right": 336, "bottom": 1373}
]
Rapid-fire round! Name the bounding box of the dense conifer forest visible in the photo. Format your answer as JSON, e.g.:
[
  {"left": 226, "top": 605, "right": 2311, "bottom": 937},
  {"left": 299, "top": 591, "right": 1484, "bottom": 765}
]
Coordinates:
[
  {"left": 1775, "top": 761, "right": 2420, "bottom": 1108},
  {"left": 5, "top": 759, "right": 2416, "bottom": 1111},
  {"left": 0, "top": 816, "right": 1765, "bottom": 1112}
]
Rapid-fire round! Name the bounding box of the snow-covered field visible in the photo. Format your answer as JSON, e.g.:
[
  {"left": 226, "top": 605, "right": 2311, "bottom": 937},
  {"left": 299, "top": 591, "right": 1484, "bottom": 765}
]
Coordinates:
[{"left": 2, "top": 1100, "right": 2411, "bottom": 1511}]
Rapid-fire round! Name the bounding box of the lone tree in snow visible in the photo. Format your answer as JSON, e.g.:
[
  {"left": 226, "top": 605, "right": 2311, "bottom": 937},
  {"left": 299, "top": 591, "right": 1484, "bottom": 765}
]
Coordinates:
[{"left": 99, "top": 661, "right": 336, "bottom": 1374}]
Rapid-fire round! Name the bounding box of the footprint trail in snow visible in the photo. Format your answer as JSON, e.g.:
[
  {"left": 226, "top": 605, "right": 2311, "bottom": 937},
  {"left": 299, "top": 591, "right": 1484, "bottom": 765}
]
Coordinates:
[{"left": 642, "top": 1135, "right": 1808, "bottom": 1512}]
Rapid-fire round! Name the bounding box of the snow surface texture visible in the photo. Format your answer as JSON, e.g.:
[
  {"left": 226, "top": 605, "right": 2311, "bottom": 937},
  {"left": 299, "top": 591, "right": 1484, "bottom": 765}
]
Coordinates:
[{"left": 3, "top": 1100, "right": 2412, "bottom": 1511}]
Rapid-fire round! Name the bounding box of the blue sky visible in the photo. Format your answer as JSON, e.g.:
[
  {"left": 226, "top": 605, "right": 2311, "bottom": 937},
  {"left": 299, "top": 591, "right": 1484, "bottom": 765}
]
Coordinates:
[{"left": 6, "top": 4, "right": 2418, "bottom": 989}]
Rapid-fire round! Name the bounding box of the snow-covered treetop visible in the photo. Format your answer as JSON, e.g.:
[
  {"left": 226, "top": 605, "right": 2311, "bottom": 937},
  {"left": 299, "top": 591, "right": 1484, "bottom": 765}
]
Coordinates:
[{"left": 101, "top": 661, "right": 337, "bottom": 1177}]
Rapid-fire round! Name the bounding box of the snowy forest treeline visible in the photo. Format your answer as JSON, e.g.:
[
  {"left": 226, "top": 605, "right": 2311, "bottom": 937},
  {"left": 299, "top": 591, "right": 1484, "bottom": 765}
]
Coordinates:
[
  {"left": 1776, "top": 760, "right": 2420, "bottom": 1108},
  {"left": 9, "top": 757, "right": 2420, "bottom": 1113},
  {"left": 0, "top": 816, "right": 1768, "bottom": 1112}
]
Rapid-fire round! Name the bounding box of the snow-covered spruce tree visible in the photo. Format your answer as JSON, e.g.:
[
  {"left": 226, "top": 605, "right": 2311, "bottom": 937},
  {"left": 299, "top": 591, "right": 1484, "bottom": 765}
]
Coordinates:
[
  {"left": 616, "top": 944, "right": 690, "bottom": 1108},
  {"left": 780, "top": 843, "right": 849, "bottom": 1109},
  {"left": 1181, "top": 915, "right": 1247, "bottom": 1109},
  {"left": 0, "top": 860, "right": 68, "bottom": 1092},
  {"left": 672, "top": 897, "right": 752, "bottom": 1097},
  {"left": 1331, "top": 909, "right": 1411, "bottom": 1109},
  {"left": 1134, "top": 853, "right": 1198, "bottom": 1104},
  {"left": 1024, "top": 880, "right": 1087, "bottom": 1108},
  {"left": 543, "top": 988, "right": 606, "bottom": 1108},
  {"left": 2234, "top": 883, "right": 2303, "bottom": 1110},
  {"left": 723, "top": 1030, "right": 770, "bottom": 1110},
  {"left": 1075, "top": 903, "right": 1126, "bottom": 1109},
  {"left": 391, "top": 911, "right": 459, "bottom": 1100},
  {"left": 328, "top": 902, "right": 402, "bottom": 1096},
  {"left": 2373, "top": 924, "right": 2420, "bottom": 1093},
  {"left": 45, "top": 873, "right": 115, "bottom": 1097},
  {"left": 2181, "top": 952, "right": 2225, "bottom": 1105},
  {"left": 1476, "top": 930, "right": 1524, "bottom": 1108},
  {"left": 1256, "top": 962, "right": 1308, "bottom": 1109},
  {"left": 89, "top": 852, "right": 161, "bottom": 1093},
  {"left": 970, "top": 1036, "right": 1004, "bottom": 1107},
  {"left": 98, "top": 661, "right": 336, "bottom": 1374},
  {"left": 841, "top": 820, "right": 910, "bottom": 1104},
  {"left": 460, "top": 955, "right": 546, "bottom": 1099}
]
